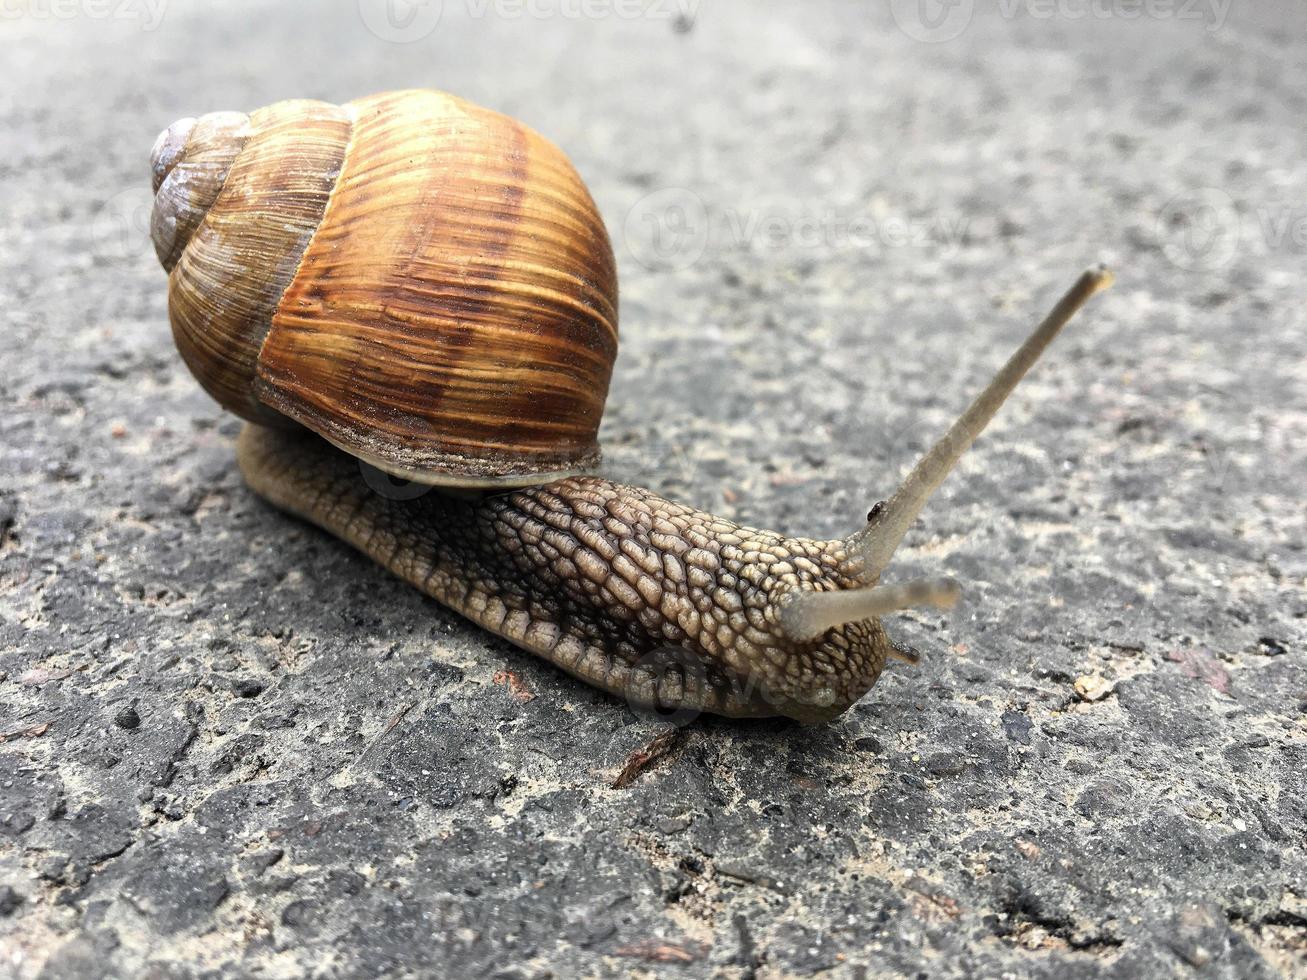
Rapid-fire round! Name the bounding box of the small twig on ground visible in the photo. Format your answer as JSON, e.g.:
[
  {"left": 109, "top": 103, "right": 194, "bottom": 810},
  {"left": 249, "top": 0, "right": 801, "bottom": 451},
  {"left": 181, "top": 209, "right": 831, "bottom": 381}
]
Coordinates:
[
  {"left": 0, "top": 721, "right": 51, "bottom": 742},
  {"left": 612, "top": 728, "right": 688, "bottom": 789},
  {"left": 492, "top": 669, "right": 536, "bottom": 702},
  {"left": 613, "top": 939, "right": 709, "bottom": 963}
]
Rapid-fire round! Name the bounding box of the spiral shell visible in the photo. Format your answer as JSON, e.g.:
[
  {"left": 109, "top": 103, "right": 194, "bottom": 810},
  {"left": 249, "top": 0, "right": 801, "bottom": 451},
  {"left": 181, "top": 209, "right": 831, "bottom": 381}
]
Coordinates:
[{"left": 151, "top": 90, "right": 619, "bottom": 487}]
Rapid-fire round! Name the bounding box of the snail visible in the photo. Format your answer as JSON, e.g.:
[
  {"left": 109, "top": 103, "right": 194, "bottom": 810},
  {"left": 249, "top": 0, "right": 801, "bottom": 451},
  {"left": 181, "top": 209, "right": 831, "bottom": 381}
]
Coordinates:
[{"left": 150, "top": 89, "right": 1113, "bottom": 724}]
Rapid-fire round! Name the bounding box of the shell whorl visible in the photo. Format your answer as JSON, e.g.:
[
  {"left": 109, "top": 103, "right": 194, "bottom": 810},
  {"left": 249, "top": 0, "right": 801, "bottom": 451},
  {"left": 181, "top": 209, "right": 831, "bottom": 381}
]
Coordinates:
[
  {"left": 162, "top": 100, "right": 351, "bottom": 427},
  {"left": 149, "top": 117, "right": 194, "bottom": 193},
  {"left": 149, "top": 112, "right": 250, "bottom": 272}
]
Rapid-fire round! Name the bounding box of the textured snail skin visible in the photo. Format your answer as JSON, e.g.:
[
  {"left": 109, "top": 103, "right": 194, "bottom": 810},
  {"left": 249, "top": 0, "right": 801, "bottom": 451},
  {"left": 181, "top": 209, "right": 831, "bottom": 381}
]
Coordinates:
[{"left": 238, "top": 424, "right": 902, "bottom": 723}]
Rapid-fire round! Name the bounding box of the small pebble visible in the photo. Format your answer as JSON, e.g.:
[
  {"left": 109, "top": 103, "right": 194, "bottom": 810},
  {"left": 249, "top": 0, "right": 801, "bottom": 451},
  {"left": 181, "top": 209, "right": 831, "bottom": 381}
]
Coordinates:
[
  {"left": 232, "top": 678, "right": 265, "bottom": 698},
  {"left": 281, "top": 899, "right": 316, "bottom": 927},
  {"left": 1001, "top": 711, "right": 1033, "bottom": 745},
  {"left": 657, "top": 814, "right": 693, "bottom": 835},
  {"left": 1074, "top": 675, "right": 1115, "bottom": 702},
  {"left": 0, "top": 885, "right": 22, "bottom": 917},
  {"left": 1170, "top": 941, "right": 1212, "bottom": 968},
  {"left": 113, "top": 706, "right": 141, "bottom": 729},
  {"left": 240, "top": 848, "right": 285, "bottom": 878},
  {"left": 925, "top": 752, "right": 968, "bottom": 777}
]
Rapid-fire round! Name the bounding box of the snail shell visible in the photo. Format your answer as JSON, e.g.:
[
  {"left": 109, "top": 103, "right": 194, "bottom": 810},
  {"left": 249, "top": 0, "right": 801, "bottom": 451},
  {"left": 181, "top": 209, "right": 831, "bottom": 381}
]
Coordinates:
[{"left": 151, "top": 90, "right": 619, "bottom": 487}]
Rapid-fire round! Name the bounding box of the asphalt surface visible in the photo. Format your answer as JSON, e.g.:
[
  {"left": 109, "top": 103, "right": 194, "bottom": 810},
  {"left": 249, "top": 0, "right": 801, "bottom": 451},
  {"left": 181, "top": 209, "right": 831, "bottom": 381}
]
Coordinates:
[{"left": 1, "top": 1, "right": 1304, "bottom": 976}]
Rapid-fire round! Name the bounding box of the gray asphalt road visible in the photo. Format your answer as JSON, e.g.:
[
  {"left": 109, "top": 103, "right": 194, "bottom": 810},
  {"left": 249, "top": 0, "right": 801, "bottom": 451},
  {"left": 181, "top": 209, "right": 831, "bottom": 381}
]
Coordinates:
[{"left": 2, "top": 1, "right": 1304, "bottom": 977}]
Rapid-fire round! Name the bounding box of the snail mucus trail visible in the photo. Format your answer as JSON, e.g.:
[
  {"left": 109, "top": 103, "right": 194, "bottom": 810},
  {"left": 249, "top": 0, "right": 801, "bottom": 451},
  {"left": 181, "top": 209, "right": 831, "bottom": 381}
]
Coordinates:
[{"left": 151, "top": 91, "right": 1114, "bottom": 724}]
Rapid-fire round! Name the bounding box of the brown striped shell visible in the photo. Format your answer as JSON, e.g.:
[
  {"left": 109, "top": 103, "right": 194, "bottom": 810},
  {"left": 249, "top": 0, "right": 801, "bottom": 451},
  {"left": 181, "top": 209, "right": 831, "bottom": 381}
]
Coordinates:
[{"left": 150, "top": 90, "right": 619, "bottom": 487}]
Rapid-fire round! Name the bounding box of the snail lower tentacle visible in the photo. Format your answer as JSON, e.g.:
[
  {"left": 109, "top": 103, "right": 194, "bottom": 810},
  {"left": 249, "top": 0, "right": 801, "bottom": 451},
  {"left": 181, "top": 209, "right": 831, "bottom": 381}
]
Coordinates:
[{"left": 237, "top": 424, "right": 897, "bottom": 723}]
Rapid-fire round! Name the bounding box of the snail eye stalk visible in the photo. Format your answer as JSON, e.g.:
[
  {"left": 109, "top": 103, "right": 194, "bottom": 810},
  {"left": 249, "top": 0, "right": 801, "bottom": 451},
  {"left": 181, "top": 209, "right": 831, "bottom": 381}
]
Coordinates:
[{"left": 848, "top": 265, "right": 1114, "bottom": 584}]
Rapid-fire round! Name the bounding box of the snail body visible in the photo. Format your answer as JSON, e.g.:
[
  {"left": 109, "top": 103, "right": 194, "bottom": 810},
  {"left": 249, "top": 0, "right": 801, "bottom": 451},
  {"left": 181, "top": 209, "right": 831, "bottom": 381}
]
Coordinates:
[
  {"left": 237, "top": 424, "right": 886, "bottom": 722},
  {"left": 151, "top": 89, "right": 1112, "bottom": 723}
]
